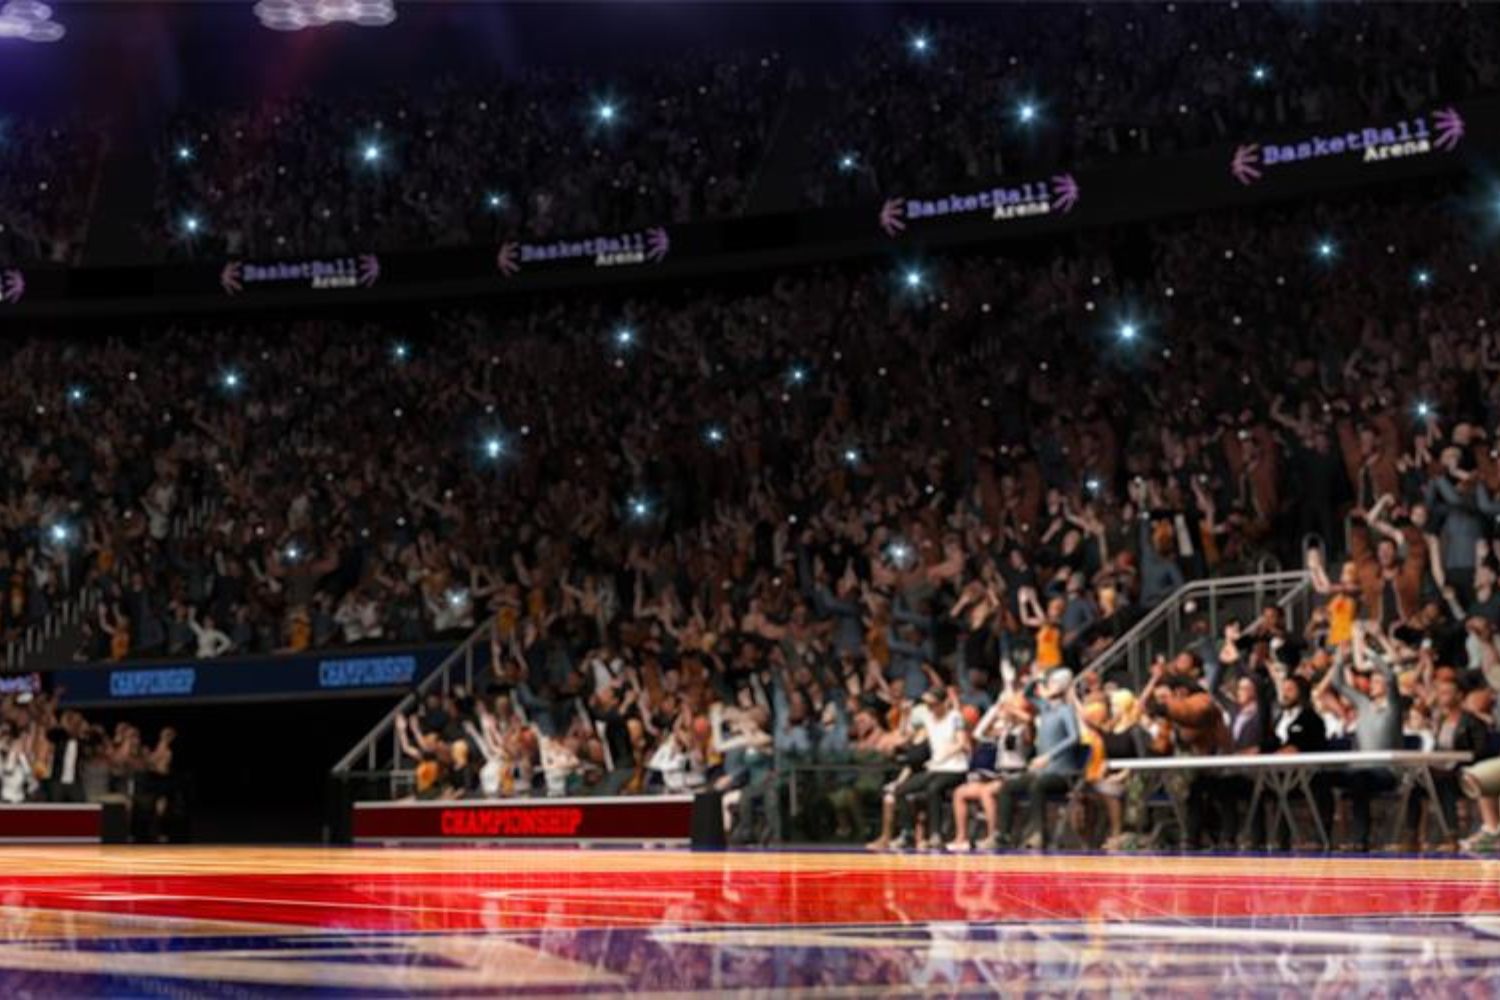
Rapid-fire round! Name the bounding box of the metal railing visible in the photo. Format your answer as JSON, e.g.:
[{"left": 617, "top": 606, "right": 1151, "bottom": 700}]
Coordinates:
[
  {"left": 331, "top": 618, "right": 495, "bottom": 786},
  {"left": 1085, "top": 570, "right": 1312, "bottom": 688}
]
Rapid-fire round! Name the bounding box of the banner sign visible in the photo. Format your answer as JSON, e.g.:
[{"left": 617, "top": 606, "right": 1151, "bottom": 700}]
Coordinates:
[
  {"left": 879, "top": 173, "right": 1078, "bottom": 235},
  {"left": 352, "top": 795, "right": 694, "bottom": 844},
  {"left": 1231, "top": 107, "right": 1465, "bottom": 186},
  {"left": 2, "top": 95, "right": 1495, "bottom": 319},
  {"left": 496, "top": 225, "right": 670, "bottom": 276},
  {"left": 221, "top": 253, "right": 380, "bottom": 295},
  {"left": 52, "top": 644, "right": 452, "bottom": 707}
]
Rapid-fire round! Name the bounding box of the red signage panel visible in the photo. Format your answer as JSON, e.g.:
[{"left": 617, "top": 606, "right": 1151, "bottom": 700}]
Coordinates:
[
  {"left": 0, "top": 804, "right": 102, "bottom": 842},
  {"left": 353, "top": 796, "right": 694, "bottom": 843}
]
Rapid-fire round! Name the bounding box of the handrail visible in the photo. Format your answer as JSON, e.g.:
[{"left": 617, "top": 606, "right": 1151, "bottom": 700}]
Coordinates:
[
  {"left": 1085, "top": 570, "right": 1311, "bottom": 687},
  {"left": 333, "top": 569, "right": 1315, "bottom": 776},
  {"left": 330, "top": 618, "right": 494, "bottom": 776}
]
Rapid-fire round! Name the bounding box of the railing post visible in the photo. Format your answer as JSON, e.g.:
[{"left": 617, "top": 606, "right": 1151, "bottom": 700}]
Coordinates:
[{"left": 1209, "top": 580, "right": 1220, "bottom": 640}]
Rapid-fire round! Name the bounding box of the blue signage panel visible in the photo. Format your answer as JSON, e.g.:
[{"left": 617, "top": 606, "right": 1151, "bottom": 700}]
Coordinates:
[{"left": 53, "top": 645, "right": 453, "bottom": 706}]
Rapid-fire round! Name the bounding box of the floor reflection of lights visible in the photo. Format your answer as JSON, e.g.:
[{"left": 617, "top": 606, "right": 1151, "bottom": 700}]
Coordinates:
[{"left": 0, "top": 848, "right": 1496, "bottom": 995}]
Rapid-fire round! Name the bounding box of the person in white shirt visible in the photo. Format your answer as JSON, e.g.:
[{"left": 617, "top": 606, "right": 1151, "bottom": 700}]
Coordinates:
[
  {"left": 334, "top": 590, "right": 384, "bottom": 645},
  {"left": 893, "top": 686, "right": 971, "bottom": 849},
  {"left": 188, "top": 608, "right": 233, "bottom": 658},
  {"left": 946, "top": 694, "right": 1033, "bottom": 851},
  {"left": 142, "top": 478, "right": 176, "bottom": 542},
  {"left": 647, "top": 731, "right": 690, "bottom": 793},
  {"left": 539, "top": 730, "right": 579, "bottom": 797},
  {"left": 0, "top": 725, "right": 34, "bottom": 804}
]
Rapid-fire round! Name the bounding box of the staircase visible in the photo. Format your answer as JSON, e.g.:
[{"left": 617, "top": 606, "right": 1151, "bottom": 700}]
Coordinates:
[{"left": 1085, "top": 570, "right": 1313, "bottom": 689}]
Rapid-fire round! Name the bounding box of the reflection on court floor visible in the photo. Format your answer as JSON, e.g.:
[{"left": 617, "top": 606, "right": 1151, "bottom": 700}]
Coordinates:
[{"left": 0, "top": 847, "right": 1497, "bottom": 995}]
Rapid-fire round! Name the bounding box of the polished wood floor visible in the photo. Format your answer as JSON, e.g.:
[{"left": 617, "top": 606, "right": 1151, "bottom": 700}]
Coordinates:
[
  {"left": 4, "top": 843, "right": 1497, "bottom": 877},
  {"left": 0, "top": 847, "right": 1496, "bottom": 995}
]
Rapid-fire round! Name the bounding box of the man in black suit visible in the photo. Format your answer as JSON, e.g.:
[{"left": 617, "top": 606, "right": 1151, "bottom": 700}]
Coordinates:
[
  {"left": 1213, "top": 672, "right": 1272, "bottom": 845},
  {"left": 45, "top": 710, "right": 86, "bottom": 804},
  {"left": 1205, "top": 625, "right": 1276, "bottom": 846},
  {"left": 1272, "top": 675, "right": 1327, "bottom": 752},
  {"left": 1265, "top": 674, "right": 1333, "bottom": 848}
]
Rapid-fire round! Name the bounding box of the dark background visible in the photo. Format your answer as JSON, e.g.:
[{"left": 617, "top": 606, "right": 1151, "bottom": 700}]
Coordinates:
[{"left": 88, "top": 696, "right": 397, "bottom": 842}]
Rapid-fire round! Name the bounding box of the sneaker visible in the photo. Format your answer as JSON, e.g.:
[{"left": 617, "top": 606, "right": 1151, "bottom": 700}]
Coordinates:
[
  {"left": 924, "top": 835, "right": 944, "bottom": 851},
  {"left": 1022, "top": 833, "right": 1045, "bottom": 851},
  {"left": 888, "top": 832, "right": 912, "bottom": 851},
  {"left": 944, "top": 839, "right": 972, "bottom": 853},
  {"left": 1461, "top": 829, "right": 1500, "bottom": 853},
  {"left": 973, "top": 834, "right": 999, "bottom": 851},
  {"left": 864, "top": 837, "right": 889, "bottom": 851}
]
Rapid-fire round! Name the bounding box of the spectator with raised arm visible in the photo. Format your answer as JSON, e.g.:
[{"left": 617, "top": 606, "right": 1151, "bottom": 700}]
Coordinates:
[
  {"left": 1325, "top": 621, "right": 1405, "bottom": 852},
  {"left": 995, "top": 667, "right": 1083, "bottom": 850}
]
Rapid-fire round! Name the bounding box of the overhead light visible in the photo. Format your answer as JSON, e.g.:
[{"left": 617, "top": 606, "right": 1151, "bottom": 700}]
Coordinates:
[
  {"left": 254, "top": 0, "right": 396, "bottom": 32},
  {"left": 0, "top": 1, "right": 65, "bottom": 42}
]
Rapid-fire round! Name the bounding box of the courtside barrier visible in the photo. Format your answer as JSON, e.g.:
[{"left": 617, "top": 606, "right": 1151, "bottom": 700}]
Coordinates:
[
  {"left": 0, "top": 802, "right": 126, "bottom": 843},
  {"left": 352, "top": 795, "right": 694, "bottom": 846}
]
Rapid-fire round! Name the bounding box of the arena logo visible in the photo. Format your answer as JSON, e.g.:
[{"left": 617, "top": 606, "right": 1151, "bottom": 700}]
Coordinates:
[
  {"left": 1230, "top": 108, "right": 1464, "bottom": 185},
  {"left": 0, "top": 268, "right": 24, "bottom": 304},
  {"left": 220, "top": 254, "right": 380, "bottom": 294},
  {"left": 495, "top": 226, "right": 670, "bottom": 276},
  {"left": 878, "top": 174, "right": 1080, "bottom": 236},
  {"left": 439, "top": 806, "right": 585, "bottom": 838}
]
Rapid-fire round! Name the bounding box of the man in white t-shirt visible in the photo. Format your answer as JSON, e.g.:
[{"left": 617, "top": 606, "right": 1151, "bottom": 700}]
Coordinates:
[{"left": 895, "top": 686, "right": 971, "bottom": 849}]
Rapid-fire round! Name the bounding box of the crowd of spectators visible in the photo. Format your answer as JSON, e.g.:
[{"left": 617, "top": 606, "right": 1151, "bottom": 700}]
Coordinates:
[
  {"left": 5, "top": 174, "right": 1500, "bottom": 844},
  {"left": 0, "top": 690, "right": 177, "bottom": 840},
  {"left": 2, "top": 5, "right": 1498, "bottom": 264},
  {"left": 0, "top": 113, "right": 104, "bottom": 265},
  {"left": 150, "top": 53, "right": 786, "bottom": 259},
  {"left": 807, "top": 3, "right": 1500, "bottom": 204}
]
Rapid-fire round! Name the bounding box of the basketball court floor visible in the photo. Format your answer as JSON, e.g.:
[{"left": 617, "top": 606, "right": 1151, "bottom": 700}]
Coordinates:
[{"left": 0, "top": 846, "right": 1496, "bottom": 995}]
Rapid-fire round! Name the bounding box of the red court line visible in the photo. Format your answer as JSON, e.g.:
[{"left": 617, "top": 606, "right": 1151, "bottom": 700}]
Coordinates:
[{"left": 4, "top": 865, "right": 1500, "bottom": 933}]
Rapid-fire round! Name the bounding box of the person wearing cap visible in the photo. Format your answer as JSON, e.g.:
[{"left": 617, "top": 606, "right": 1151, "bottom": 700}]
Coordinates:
[{"left": 995, "top": 666, "right": 1085, "bottom": 849}]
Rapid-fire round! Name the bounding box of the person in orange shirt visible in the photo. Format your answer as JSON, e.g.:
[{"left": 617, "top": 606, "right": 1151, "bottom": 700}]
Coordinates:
[
  {"left": 1307, "top": 546, "right": 1359, "bottom": 647},
  {"left": 1019, "top": 588, "right": 1065, "bottom": 670},
  {"left": 1327, "top": 585, "right": 1358, "bottom": 647},
  {"left": 283, "top": 606, "right": 311, "bottom": 653},
  {"left": 98, "top": 604, "right": 131, "bottom": 661}
]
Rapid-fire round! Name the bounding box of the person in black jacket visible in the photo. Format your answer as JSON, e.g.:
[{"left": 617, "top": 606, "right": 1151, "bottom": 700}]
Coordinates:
[
  {"left": 1416, "top": 672, "right": 1491, "bottom": 849},
  {"left": 1205, "top": 624, "right": 1275, "bottom": 846},
  {"left": 1214, "top": 671, "right": 1274, "bottom": 846},
  {"left": 1273, "top": 675, "right": 1328, "bottom": 753},
  {"left": 45, "top": 711, "right": 86, "bottom": 804},
  {"left": 1266, "top": 674, "right": 1334, "bottom": 848}
]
